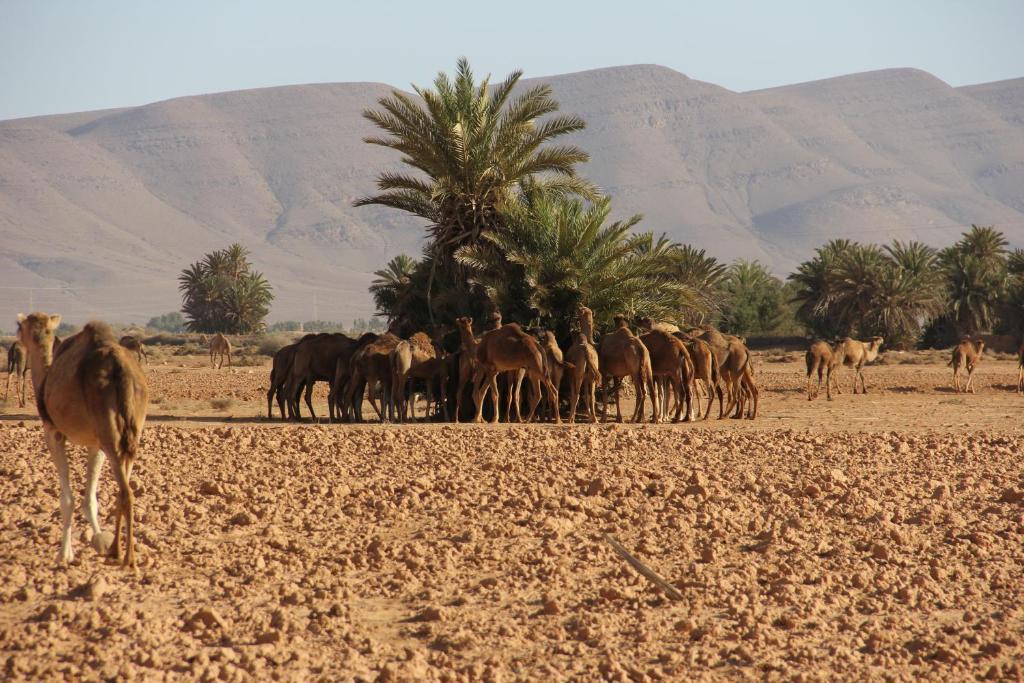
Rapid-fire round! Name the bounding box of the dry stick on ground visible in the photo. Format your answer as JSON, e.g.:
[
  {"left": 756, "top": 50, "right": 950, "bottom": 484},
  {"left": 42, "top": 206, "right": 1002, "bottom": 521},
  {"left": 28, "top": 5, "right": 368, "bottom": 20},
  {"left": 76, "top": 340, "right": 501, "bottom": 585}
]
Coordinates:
[{"left": 604, "top": 533, "right": 684, "bottom": 601}]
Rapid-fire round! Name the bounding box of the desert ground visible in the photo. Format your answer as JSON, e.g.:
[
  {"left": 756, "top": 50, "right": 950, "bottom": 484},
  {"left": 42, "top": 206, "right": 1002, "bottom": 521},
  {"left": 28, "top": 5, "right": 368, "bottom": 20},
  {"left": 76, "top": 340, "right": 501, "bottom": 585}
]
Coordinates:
[{"left": 1, "top": 349, "right": 1023, "bottom": 681}]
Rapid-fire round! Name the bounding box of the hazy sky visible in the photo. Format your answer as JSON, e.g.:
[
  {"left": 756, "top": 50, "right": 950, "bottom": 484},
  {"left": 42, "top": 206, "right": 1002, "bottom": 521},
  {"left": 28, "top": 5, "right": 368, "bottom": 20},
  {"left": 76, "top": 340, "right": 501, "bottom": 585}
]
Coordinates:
[{"left": 2, "top": 0, "right": 1022, "bottom": 121}]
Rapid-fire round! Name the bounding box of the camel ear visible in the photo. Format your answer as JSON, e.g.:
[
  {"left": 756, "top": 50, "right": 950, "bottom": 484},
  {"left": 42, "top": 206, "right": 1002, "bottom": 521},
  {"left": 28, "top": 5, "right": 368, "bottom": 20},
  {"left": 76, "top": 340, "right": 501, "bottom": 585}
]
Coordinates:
[
  {"left": 48, "top": 314, "right": 61, "bottom": 330},
  {"left": 17, "top": 313, "right": 26, "bottom": 324}
]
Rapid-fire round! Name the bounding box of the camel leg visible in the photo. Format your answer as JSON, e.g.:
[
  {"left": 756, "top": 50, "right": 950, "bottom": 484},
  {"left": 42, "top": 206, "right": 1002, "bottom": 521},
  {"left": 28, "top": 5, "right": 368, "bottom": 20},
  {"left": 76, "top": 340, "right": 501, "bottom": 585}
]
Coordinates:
[
  {"left": 304, "top": 380, "right": 317, "bottom": 422},
  {"left": 568, "top": 371, "right": 583, "bottom": 423},
  {"left": 513, "top": 369, "right": 525, "bottom": 423},
  {"left": 586, "top": 376, "right": 598, "bottom": 423},
  {"left": 524, "top": 375, "right": 542, "bottom": 422},
  {"left": 471, "top": 370, "right": 494, "bottom": 423},
  {"left": 745, "top": 368, "right": 759, "bottom": 419},
  {"left": 46, "top": 431, "right": 75, "bottom": 564},
  {"left": 3, "top": 370, "right": 10, "bottom": 403},
  {"left": 455, "top": 372, "right": 468, "bottom": 423},
  {"left": 82, "top": 447, "right": 107, "bottom": 541},
  {"left": 106, "top": 454, "right": 136, "bottom": 568},
  {"left": 367, "top": 380, "right": 384, "bottom": 422},
  {"left": 440, "top": 375, "right": 449, "bottom": 421},
  {"left": 599, "top": 376, "right": 609, "bottom": 423},
  {"left": 543, "top": 376, "right": 561, "bottom": 424},
  {"left": 614, "top": 377, "right": 625, "bottom": 423}
]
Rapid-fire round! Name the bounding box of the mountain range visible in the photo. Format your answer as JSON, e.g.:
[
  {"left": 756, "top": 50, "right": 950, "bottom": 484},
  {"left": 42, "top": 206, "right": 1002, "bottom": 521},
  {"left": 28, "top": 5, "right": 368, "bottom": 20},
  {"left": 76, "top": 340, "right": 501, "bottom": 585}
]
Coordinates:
[{"left": 1, "top": 64, "right": 1022, "bottom": 325}]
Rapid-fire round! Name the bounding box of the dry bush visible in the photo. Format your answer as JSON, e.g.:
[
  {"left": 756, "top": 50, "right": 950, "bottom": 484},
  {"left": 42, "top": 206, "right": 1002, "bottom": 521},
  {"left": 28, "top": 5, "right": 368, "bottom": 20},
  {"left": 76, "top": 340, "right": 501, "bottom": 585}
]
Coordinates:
[
  {"left": 256, "top": 334, "right": 298, "bottom": 356},
  {"left": 210, "top": 397, "right": 235, "bottom": 411}
]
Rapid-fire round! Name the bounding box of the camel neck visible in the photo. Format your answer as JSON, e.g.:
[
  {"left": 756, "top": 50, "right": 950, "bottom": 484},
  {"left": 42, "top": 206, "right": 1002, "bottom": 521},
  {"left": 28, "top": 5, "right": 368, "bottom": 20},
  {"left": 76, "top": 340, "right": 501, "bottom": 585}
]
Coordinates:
[{"left": 25, "top": 346, "right": 52, "bottom": 396}]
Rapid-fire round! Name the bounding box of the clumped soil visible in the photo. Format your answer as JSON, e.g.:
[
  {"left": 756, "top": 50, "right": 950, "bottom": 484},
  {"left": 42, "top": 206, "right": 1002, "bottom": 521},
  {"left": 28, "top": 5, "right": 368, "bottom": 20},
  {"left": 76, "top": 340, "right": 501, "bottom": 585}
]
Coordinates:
[{"left": 1, "top": 354, "right": 1023, "bottom": 681}]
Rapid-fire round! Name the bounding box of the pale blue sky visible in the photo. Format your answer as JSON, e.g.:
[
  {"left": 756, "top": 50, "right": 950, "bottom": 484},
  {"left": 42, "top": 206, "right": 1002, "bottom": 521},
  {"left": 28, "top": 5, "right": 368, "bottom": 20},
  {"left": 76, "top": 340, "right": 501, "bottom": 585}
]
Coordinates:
[{"left": 1, "top": 0, "right": 1022, "bottom": 121}]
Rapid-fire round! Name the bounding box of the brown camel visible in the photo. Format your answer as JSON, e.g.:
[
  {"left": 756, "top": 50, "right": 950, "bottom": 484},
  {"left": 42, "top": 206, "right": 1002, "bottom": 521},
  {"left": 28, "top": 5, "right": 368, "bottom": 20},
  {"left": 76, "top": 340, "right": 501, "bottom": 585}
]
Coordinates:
[
  {"left": 675, "top": 335, "right": 721, "bottom": 420},
  {"left": 209, "top": 332, "right": 232, "bottom": 369},
  {"left": 1017, "top": 342, "right": 1024, "bottom": 393},
  {"left": 471, "top": 323, "right": 560, "bottom": 424},
  {"left": 720, "top": 337, "right": 758, "bottom": 419},
  {"left": 805, "top": 339, "right": 841, "bottom": 401},
  {"left": 640, "top": 329, "right": 693, "bottom": 422},
  {"left": 119, "top": 335, "right": 148, "bottom": 365},
  {"left": 266, "top": 336, "right": 316, "bottom": 419},
  {"left": 283, "top": 333, "right": 359, "bottom": 421},
  {"left": 832, "top": 336, "right": 884, "bottom": 394},
  {"left": 346, "top": 332, "right": 401, "bottom": 422},
  {"left": 598, "top": 316, "right": 658, "bottom": 423},
  {"left": 453, "top": 317, "right": 499, "bottom": 422},
  {"left": 950, "top": 338, "right": 985, "bottom": 393},
  {"left": 329, "top": 333, "right": 379, "bottom": 421},
  {"left": 391, "top": 331, "right": 449, "bottom": 422},
  {"left": 18, "top": 313, "right": 148, "bottom": 567},
  {"left": 5, "top": 339, "right": 28, "bottom": 407}
]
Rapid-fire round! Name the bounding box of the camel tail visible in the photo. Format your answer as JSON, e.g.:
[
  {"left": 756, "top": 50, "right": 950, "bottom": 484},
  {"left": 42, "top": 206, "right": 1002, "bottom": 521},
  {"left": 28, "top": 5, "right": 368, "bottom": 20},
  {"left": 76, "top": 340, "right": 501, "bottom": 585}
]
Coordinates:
[{"left": 112, "top": 357, "right": 143, "bottom": 463}]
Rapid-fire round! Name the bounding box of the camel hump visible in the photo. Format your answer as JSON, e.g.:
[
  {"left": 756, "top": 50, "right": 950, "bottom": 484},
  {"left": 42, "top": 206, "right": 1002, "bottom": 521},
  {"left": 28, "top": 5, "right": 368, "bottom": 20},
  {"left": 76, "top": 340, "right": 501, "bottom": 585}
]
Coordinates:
[{"left": 82, "top": 321, "right": 118, "bottom": 347}]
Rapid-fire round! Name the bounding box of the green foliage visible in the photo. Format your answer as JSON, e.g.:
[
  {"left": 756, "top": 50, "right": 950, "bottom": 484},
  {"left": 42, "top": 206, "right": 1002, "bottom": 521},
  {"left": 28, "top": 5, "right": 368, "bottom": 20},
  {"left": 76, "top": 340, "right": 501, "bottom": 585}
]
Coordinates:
[
  {"left": 146, "top": 311, "right": 186, "bottom": 333},
  {"left": 939, "top": 225, "right": 1009, "bottom": 336},
  {"left": 178, "top": 244, "right": 273, "bottom": 334},
  {"left": 356, "top": 58, "right": 595, "bottom": 322},
  {"left": 719, "top": 261, "right": 787, "bottom": 336},
  {"left": 455, "top": 192, "right": 698, "bottom": 337}
]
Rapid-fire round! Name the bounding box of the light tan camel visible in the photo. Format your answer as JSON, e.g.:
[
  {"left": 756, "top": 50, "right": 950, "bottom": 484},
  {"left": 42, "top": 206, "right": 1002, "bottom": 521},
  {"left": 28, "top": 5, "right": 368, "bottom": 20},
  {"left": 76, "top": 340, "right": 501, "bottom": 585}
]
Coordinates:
[
  {"left": 577, "top": 305, "right": 596, "bottom": 345},
  {"left": 950, "top": 338, "right": 985, "bottom": 393},
  {"left": 598, "top": 316, "right": 658, "bottom": 423},
  {"left": 565, "top": 331, "right": 600, "bottom": 423},
  {"left": 5, "top": 339, "right": 28, "bottom": 407},
  {"left": 119, "top": 335, "right": 148, "bottom": 365},
  {"left": 637, "top": 316, "right": 681, "bottom": 334},
  {"left": 453, "top": 317, "right": 499, "bottom": 422},
  {"left": 537, "top": 330, "right": 570, "bottom": 421},
  {"left": 805, "top": 339, "right": 841, "bottom": 401},
  {"left": 640, "top": 329, "right": 693, "bottom": 422},
  {"left": 471, "top": 323, "right": 560, "bottom": 424},
  {"left": 18, "top": 313, "right": 148, "bottom": 567},
  {"left": 391, "top": 331, "right": 449, "bottom": 422},
  {"left": 1017, "top": 342, "right": 1024, "bottom": 393},
  {"left": 720, "top": 337, "right": 758, "bottom": 419},
  {"left": 209, "top": 332, "right": 232, "bottom": 369},
  {"left": 346, "top": 332, "right": 401, "bottom": 422},
  {"left": 831, "top": 336, "right": 884, "bottom": 394}
]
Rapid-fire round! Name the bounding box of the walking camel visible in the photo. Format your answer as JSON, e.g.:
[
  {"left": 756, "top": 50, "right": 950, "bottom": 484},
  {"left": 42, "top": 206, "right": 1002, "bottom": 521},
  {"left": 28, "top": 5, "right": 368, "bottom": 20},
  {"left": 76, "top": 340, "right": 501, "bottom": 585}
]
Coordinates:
[
  {"left": 831, "top": 336, "right": 884, "bottom": 394},
  {"left": 805, "top": 339, "right": 841, "bottom": 401},
  {"left": 950, "top": 338, "right": 984, "bottom": 393},
  {"left": 119, "top": 335, "right": 148, "bottom": 365},
  {"left": 209, "top": 332, "right": 232, "bottom": 369},
  {"left": 5, "top": 339, "right": 28, "bottom": 407},
  {"left": 18, "top": 313, "right": 148, "bottom": 567}
]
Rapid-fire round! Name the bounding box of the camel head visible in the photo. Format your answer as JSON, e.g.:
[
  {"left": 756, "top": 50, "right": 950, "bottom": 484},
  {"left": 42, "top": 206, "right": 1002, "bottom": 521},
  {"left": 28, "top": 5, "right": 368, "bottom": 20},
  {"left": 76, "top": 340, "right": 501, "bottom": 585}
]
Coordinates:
[
  {"left": 636, "top": 316, "right": 654, "bottom": 331},
  {"left": 612, "top": 315, "right": 629, "bottom": 329},
  {"left": 16, "top": 312, "right": 61, "bottom": 362},
  {"left": 488, "top": 311, "right": 503, "bottom": 329},
  {"left": 975, "top": 339, "right": 986, "bottom": 353}
]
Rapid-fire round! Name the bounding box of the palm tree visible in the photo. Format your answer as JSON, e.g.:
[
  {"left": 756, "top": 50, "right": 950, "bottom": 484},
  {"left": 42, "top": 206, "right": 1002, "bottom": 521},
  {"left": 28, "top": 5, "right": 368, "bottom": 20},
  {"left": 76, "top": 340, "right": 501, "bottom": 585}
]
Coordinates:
[
  {"left": 369, "top": 254, "right": 420, "bottom": 323},
  {"left": 788, "top": 239, "right": 854, "bottom": 337},
  {"left": 179, "top": 245, "right": 274, "bottom": 333},
  {"left": 719, "top": 260, "right": 786, "bottom": 336},
  {"left": 455, "top": 194, "right": 686, "bottom": 337},
  {"left": 355, "top": 58, "right": 596, "bottom": 320}
]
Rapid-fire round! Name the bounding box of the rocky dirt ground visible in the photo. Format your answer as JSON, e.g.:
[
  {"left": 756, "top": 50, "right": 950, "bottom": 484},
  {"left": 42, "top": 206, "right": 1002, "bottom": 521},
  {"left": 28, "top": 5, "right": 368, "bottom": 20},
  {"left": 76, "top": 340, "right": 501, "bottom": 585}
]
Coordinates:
[{"left": 1, "top": 352, "right": 1023, "bottom": 681}]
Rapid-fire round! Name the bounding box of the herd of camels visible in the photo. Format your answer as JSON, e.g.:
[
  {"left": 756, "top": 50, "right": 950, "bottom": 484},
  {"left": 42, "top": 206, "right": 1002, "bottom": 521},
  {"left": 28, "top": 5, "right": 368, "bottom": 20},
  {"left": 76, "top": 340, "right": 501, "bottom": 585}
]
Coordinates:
[{"left": 4, "top": 308, "right": 1024, "bottom": 569}]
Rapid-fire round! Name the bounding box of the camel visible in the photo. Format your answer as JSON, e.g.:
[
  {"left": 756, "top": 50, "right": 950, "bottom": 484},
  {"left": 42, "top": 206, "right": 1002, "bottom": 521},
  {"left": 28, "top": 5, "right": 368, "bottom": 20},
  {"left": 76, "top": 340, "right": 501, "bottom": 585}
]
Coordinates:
[
  {"left": 564, "top": 331, "right": 600, "bottom": 423},
  {"left": 119, "top": 335, "right": 148, "bottom": 365},
  {"left": 209, "top": 332, "right": 232, "bottom": 369},
  {"left": 675, "top": 335, "right": 721, "bottom": 420},
  {"left": 5, "top": 339, "right": 28, "bottom": 407},
  {"left": 720, "top": 337, "right": 758, "bottom": 419},
  {"left": 471, "top": 323, "right": 560, "bottom": 424},
  {"left": 637, "top": 316, "right": 681, "bottom": 334},
  {"left": 329, "top": 333, "right": 379, "bottom": 421},
  {"left": 805, "top": 339, "right": 842, "bottom": 401},
  {"left": 598, "top": 316, "right": 658, "bottom": 423},
  {"left": 17, "top": 313, "right": 148, "bottom": 567},
  {"left": 831, "top": 336, "right": 884, "bottom": 394},
  {"left": 950, "top": 338, "right": 985, "bottom": 393},
  {"left": 284, "top": 333, "right": 358, "bottom": 422},
  {"left": 537, "top": 330, "right": 570, "bottom": 421},
  {"left": 1018, "top": 342, "right": 1024, "bottom": 394},
  {"left": 453, "top": 317, "right": 500, "bottom": 422},
  {"left": 266, "top": 338, "right": 312, "bottom": 420},
  {"left": 391, "top": 331, "right": 449, "bottom": 422},
  {"left": 345, "top": 332, "right": 402, "bottom": 422},
  {"left": 640, "top": 329, "right": 693, "bottom": 422}
]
